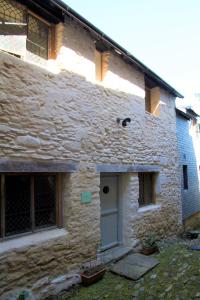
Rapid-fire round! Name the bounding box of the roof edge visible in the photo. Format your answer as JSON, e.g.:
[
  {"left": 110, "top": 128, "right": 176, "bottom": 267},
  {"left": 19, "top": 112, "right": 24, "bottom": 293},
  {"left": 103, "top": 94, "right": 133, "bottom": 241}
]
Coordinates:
[
  {"left": 52, "top": 0, "right": 184, "bottom": 98},
  {"left": 176, "top": 108, "right": 190, "bottom": 120}
]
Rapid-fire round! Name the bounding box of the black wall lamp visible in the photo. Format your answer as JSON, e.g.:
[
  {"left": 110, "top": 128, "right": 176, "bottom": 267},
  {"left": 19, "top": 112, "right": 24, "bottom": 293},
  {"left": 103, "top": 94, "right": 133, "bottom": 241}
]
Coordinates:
[{"left": 116, "top": 117, "right": 132, "bottom": 127}]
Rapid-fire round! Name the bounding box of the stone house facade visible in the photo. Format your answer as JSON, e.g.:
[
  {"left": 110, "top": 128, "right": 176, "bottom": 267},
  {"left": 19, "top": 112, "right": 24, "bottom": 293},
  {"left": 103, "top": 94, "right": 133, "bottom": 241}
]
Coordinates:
[
  {"left": 176, "top": 108, "right": 200, "bottom": 228},
  {"left": 0, "top": 0, "right": 183, "bottom": 298}
]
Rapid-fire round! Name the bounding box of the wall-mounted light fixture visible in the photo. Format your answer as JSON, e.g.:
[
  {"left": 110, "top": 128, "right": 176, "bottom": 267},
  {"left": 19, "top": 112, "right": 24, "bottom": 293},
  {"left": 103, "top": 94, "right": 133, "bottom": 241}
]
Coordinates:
[{"left": 116, "top": 117, "right": 131, "bottom": 127}]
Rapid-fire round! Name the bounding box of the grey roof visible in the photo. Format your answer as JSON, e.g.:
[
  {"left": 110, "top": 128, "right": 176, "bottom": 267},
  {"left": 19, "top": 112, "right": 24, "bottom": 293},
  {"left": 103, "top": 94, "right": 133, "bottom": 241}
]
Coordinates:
[
  {"left": 176, "top": 107, "right": 199, "bottom": 120},
  {"left": 176, "top": 108, "right": 191, "bottom": 120}
]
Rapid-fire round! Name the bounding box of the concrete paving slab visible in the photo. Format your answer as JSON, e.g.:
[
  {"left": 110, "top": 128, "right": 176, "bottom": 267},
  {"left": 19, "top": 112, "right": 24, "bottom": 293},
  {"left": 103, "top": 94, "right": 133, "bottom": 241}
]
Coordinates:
[{"left": 110, "top": 253, "right": 159, "bottom": 280}]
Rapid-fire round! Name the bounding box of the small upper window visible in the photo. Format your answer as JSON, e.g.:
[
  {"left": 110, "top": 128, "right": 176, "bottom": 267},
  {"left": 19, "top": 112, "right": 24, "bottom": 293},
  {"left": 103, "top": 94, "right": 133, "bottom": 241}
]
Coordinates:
[
  {"left": 138, "top": 173, "right": 155, "bottom": 206},
  {"left": 0, "top": 0, "right": 54, "bottom": 60},
  {"left": 27, "top": 14, "right": 50, "bottom": 60},
  {"left": 0, "top": 0, "right": 26, "bottom": 29}
]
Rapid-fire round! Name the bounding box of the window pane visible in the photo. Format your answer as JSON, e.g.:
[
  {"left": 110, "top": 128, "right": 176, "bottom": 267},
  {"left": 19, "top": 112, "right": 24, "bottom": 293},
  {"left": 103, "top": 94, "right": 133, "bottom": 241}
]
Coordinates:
[
  {"left": 0, "top": 0, "right": 26, "bottom": 34},
  {"left": 27, "top": 14, "right": 49, "bottom": 59},
  {"left": 5, "top": 175, "right": 31, "bottom": 236},
  {"left": 138, "top": 173, "right": 154, "bottom": 206},
  {"left": 0, "top": 0, "right": 27, "bottom": 56},
  {"left": 34, "top": 175, "right": 56, "bottom": 228},
  {"left": 144, "top": 174, "right": 153, "bottom": 203}
]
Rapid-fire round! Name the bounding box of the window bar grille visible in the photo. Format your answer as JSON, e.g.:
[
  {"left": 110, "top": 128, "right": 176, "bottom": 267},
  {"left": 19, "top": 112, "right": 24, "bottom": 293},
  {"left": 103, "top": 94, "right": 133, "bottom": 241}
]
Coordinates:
[
  {"left": 0, "top": 0, "right": 26, "bottom": 26},
  {"left": 27, "top": 14, "right": 49, "bottom": 59},
  {"left": 26, "top": 38, "right": 46, "bottom": 50},
  {"left": 0, "top": 174, "right": 58, "bottom": 240}
]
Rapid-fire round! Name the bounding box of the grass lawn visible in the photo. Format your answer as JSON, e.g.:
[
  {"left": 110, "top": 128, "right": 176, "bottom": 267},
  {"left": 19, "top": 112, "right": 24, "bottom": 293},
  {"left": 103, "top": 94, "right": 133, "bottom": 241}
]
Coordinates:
[{"left": 63, "top": 242, "right": 200, "bottom": 300}]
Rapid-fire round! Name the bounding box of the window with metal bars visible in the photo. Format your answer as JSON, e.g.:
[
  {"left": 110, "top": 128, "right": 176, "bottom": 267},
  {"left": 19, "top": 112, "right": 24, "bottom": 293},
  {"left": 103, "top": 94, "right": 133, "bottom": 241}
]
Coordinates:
[
  {"left": 0, "top": 174, "right": 61, "bottom": 239},
  {"left": 0, "top": 0, "right": 26, "bottom": 33},
  {"left": 0, "top": 0, "right": 52, "bottom": 59},
  {"left": 27, "top": 14, "right": 49, "bottom": 59},
  {"left": 138, "top": 173, "right": 155, "bottom": 206}
]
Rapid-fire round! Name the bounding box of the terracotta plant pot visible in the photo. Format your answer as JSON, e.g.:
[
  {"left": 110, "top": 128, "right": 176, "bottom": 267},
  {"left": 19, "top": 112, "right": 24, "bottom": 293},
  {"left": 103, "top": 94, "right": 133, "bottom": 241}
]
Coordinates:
[
  {"left": 81, "top": 267, "right": 106, "bottom": 286},
  {"left": 142, "top": 246, "right": 159, "bottom": 255}
]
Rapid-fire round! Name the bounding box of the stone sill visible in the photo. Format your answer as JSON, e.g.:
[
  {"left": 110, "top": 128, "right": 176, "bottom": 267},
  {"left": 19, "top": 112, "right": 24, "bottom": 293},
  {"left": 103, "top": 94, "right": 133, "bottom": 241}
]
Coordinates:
[
  {"left": 0, "top": 228, "right": 67, "bottom": 255},
  {"left": 138, "top": 204, "right": 161, "bottom": 213}
]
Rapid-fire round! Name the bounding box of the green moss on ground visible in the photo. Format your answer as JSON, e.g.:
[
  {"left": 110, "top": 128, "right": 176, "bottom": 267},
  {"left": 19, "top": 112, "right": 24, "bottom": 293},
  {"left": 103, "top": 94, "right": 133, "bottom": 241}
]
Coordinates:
[{"left": 65, "top": 244, "right": 200, "bottom": 300}]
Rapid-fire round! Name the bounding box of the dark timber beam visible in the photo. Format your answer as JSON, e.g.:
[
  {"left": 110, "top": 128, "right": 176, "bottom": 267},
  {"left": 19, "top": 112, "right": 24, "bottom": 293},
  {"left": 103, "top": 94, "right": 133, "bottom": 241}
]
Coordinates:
[
  {"left": 96, "top": 164, "right": 160, "bottom": 173},
  {"left": 0, "top": 160, "right": 79, "bottom": 173}
]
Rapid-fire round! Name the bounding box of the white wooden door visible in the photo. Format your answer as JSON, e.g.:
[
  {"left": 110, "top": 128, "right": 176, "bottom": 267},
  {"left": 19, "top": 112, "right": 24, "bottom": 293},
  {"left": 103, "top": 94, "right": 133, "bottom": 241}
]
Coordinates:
[{"left": 100, "top": 176, "right": 119, "bottom": 250}]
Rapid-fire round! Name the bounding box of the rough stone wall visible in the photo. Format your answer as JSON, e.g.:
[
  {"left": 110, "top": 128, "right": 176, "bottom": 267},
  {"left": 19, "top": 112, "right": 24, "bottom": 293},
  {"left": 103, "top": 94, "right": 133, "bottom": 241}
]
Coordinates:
[{"left": 0, "top": 16, "right": 182, "bottom": 298}]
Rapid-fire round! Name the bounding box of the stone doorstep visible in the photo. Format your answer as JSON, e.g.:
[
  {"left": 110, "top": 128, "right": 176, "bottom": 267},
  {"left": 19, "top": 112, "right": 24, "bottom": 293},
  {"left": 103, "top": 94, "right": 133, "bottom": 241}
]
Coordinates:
[
  {"left": 97, "top": 243, "right": 139, "bottom": 265},
  {"left": 110, "top": 253, "right": 159, "bottom": 281}
]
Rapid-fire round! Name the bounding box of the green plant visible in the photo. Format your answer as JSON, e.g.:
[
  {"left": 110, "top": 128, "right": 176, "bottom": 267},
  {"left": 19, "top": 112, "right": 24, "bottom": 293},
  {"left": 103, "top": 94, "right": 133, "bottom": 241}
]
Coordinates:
[
  {"left": 17, "top": 290, "right": 30, "bottom": 300},
  {"left": 142, "top": 233, "right": 158, "bottom": 248}
]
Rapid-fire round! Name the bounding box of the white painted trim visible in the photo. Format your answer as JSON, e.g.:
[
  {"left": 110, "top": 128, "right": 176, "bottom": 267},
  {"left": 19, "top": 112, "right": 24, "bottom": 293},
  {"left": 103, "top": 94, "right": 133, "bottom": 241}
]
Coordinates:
[
  {"left": 0, "top": 228, "right": 67, "bottom": 255},
  {"left": 138, "top": 204, "right": 161, "bottom": 213}
]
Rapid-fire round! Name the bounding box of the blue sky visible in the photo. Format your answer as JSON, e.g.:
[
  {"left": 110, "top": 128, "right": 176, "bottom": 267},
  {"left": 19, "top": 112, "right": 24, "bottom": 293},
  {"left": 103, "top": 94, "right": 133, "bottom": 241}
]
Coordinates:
[{"left": 64, "top": 0, "right": 200, "bottom": 107}]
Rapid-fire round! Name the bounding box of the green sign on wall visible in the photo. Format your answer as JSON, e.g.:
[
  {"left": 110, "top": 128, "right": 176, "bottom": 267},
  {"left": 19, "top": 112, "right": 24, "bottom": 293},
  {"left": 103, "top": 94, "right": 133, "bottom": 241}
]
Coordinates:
[{"left": 81, "top": 192, "right": 92, "bottom": 204}]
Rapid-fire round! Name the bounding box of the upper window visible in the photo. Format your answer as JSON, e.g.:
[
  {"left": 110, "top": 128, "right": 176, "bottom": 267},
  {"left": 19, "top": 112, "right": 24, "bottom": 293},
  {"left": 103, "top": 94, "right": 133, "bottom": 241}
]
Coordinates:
[
  {"left": 0, "top": 174, "right": 61, "bottom": 239},
  {"left": 138, "top": 173, "right": 155, "bottom": 206},
  {"left": 0, "top": 0, "right": 26, "bottom": 32},
  {"left": 0, "top": 0, "right": 53, "bottom": 59},
  {"left": 27, "top": 14, "right": 50, "bottom": 60}
]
